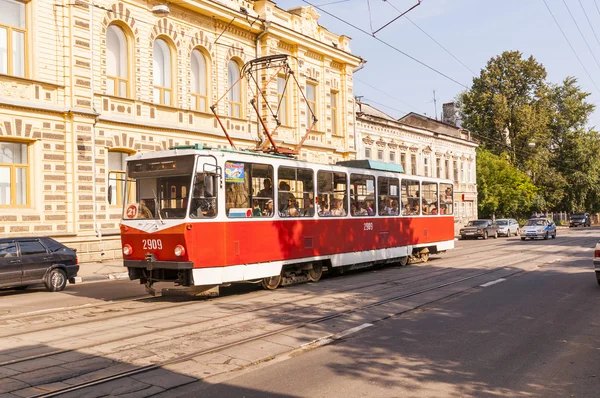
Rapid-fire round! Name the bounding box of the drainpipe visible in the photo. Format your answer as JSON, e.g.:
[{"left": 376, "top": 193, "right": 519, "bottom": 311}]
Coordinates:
[
  {"left": 255, "top": 20, "right": 271, "bottom": 141},
  {"left": 89, "top": 2, "right": 103, "bottom": 253},
  {"left": 352, "top": 58, "right": 366, "bottom": 156}
]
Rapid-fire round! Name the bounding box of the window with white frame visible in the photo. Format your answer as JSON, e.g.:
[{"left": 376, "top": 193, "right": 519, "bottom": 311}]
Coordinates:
[
  {"left": 277, "top": 76, "right": 288, "bottom": 125},
  {"left": 377, "top": 149, "right": 383, "bottom": 161},
  {"left": 306, "top": 82, "right": 317, "bottom": 128},
  {"left": 0, "top": 141, "right": 28, "bottom": 206},
  {"left": 0, "top": 0, "right": 26, "bottom": 77},
  {"left": 191, "top": 49, "right": 208, "bottom": 112},
  {"left": 365, "top": 147, "right": 371, "bottom": 159},
  {"left": 401, "top": 153, "right": 406, "bottom": 171},
  {"left": 468, "top": 161, "right": 473, "bottom": 183},
  {"left": 152, "top": 38, "right": 172, "bottom": 106},
  {"left": 411, "top": 154, "right": 417, "bottom": 175},
  {"left": 227, "top": 60, "right": 242, "bottom": 118},
  {"left": 108, "top": 151, "right": 130, "bottom": 206},
  {"left": 389, "top": 151, "right": 395, "bottom": 163},
  {"left": 423, "top": 155, "right": 429, "bottom": 177},
  {"left": 106, "top": 24, "right": 129, "bottom": 98},
  {"left": 461, "top": 161, "right": 466, "bottom": 183},
  {"left": 453, "top": 160, "right": 459, "bottom": 182},
  {"left": 445, "top": 159, "right": 450, "bottom": 180},
  {"left": 436, "top": 157, "right": 441, "bottom": 178}
]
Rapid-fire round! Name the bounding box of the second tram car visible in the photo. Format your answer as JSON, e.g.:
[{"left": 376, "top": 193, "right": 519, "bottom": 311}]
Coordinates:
[{"left": 119, "top": 145, "right": 455, "bottom": 294}]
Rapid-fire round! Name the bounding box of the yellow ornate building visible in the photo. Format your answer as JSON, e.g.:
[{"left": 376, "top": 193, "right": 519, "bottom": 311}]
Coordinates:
[{"left": 0, "top": 0, "right": 362, "bottom": 261}]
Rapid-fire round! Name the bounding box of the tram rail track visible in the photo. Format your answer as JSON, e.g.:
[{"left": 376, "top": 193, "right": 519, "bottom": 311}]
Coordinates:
[{"left": 30, "top": 264, "right": 521, "bottom": 398}]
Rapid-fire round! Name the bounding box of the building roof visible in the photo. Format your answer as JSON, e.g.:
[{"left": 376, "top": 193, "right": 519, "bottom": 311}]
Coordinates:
[{"left": 355, "top": 101, "right": 397, "bottom": 122}]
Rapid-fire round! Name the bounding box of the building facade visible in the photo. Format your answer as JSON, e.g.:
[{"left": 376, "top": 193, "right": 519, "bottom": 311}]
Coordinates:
[
  {"left": 355, "top": 102, "right": 478, "bottom": 235},
  {"left": 0, "top": 0, "right": 362, "bottom": 261}
]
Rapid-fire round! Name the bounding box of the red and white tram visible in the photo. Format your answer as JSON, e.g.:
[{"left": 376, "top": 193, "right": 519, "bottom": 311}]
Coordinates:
[{"left": 120, "top": 144, "right": 455, "bottom": 294}]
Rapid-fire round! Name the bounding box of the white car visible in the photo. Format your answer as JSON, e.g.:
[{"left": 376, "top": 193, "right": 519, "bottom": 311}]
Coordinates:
[
  {"left": 520, "top": 218, "right": 557, "bottom": 240},
  {"left": 594, "top": 241, "right": 600, "bottom": 285},
  {"left": 496, "top": 218, "right": 519, "bottom": 237}
]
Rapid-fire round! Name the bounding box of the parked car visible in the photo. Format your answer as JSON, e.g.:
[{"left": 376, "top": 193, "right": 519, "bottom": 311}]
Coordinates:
[
  {"left": 569, "top": 212, "right": 591, "bottom": 227},
  {"left": 520, "top": 218, "right": 556, "bottom": 240},
  {"left": 593, "top": 241, "right": 600, "bottom": 285},
  {"left": 495, "top": 218, "right": 520, "bottom": 237},
  {"left": 459, "top": 219, "right": 498, "bottom": 240},
  {"left": 0, "top": 237, "right": 79, "bottom": 291}
]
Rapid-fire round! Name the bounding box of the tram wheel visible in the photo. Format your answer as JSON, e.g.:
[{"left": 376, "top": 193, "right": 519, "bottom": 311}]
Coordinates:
[
  {"left": 261, "top": 274, "right": 282, "bottom": 290},
  {"left": 308, "top": 263, "right": 323, "bottom": 282},
  {"left": 398, "top": 256, "right": 409, "bottom": 266}
]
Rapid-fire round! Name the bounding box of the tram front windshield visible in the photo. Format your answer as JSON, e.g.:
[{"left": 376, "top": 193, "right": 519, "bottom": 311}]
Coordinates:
[{"left": 122, "top": 155, "right": 218, "bottom": 220}]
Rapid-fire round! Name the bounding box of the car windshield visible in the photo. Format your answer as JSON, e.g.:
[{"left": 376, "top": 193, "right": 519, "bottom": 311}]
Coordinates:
[
  {"left": 526, "top": 219, "right": 546, "bottom": 226},
  {"left": 467, "top": 220, "right": 488, "bottom": 226},
  {"left": 496, "top": 220, "right": 508, "bottom": 226},
  {"left": 572, "top": 213, "right": 586, "bottom": 219}
]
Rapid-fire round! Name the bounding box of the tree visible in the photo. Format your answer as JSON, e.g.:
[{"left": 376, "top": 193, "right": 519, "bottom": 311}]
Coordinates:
[
  {"left": 459, "top": 51, "right": 551, "bottom": 170},
  {"left": 476, "top": 148, "right": 537, "bottom": 218}
]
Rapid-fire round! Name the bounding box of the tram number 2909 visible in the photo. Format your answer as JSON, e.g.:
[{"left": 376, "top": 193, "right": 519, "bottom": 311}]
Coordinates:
[
  {"left": 142, "top": 239, "right": 163, "bottom": 250},
  {"left": 363, "top": 222, "right": 373, "bottom": 231}
]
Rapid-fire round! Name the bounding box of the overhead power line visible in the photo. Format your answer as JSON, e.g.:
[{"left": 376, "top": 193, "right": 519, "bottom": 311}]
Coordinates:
[
  {"left": 300, "top": 0, "right": 470, "bottom": 89},
  {"left": 354, "top": 77, "right": 427, "bottom": 113},
  {"left": 562, "top": 0, "right": 600, "bottom": 70},
  {"left": 577, "top": 0, "right": 600, "bottom": 49},
  {"left": 383, "top": 0, "right": 477, "bottom": 76},
  {"left": 542, "top": 0, "right": 600, "bottom": 93}
]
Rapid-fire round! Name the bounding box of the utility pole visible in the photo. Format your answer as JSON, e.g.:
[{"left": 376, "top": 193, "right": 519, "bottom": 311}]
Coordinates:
[{"left": 432, "top": 90, "right": 438, "bottom": 120}]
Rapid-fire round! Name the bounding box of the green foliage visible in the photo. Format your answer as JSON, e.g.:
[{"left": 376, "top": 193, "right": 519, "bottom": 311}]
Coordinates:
[
  {"left": 476, "top": 148, "right": 537, "bottom": 218},
  {"left": 460, "top": 51, "right": 597, "bottom": 214}
]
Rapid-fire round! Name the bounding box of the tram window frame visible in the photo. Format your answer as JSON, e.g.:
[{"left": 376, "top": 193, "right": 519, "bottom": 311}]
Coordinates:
[
  {"left": 440, "top": 183, "right": 453, "bottom": 215},
  {"left": 401, "top": 179, "right": 420, "bottom": 216},
  {"left": 349, "top": 173, "right": 376, "bottom": 217},
  {"left": 421, "top": 181, "right": 438, "bottom": 215},
  {"left": 317, "top": 170, "right": 347, "bottom": 217},
  {"left": 277, "top": 166, "right": 314, "bottom": 218},
  {"left": 224, "top": 161, "right": 273, "bottom": 218},
  {"left": 377, "top": 177, "right": 400, "bottom": 216}
]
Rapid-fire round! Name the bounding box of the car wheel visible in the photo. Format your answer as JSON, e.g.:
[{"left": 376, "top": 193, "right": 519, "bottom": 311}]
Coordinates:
[
  {"left": 493, "top": 231, "right": 498, "bottom": 239},
  {"left": 515, "top": 228, "right": 520, "bottom": 236},
  {"left": 483, "top": 231, "right": 488, "bottom": 240},
  {"left": 552, "top": 232, "right": 556, "bottom": 239},
  {"left": 521, "top": 237, "right": 526, "bottom": 241},
  {"left": 544, "top": 232, "right": 549, "bottom": 240},
  {"left": 45, "top": 268, "right": 67, "bottom": 292}
]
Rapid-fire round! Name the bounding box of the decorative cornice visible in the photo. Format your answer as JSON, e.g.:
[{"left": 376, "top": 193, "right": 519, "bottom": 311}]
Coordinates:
[
  {"left": 362, "top": 135, "right": 374, "bottom": 145},
  {"left": 375, "top": 138, "right": 386, "bottom": 148}
]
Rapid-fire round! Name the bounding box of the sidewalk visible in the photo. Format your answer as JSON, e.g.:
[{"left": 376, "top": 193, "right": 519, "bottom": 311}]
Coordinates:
[{"left": 73, "top": 259, "right": 129, "bottom": 283}]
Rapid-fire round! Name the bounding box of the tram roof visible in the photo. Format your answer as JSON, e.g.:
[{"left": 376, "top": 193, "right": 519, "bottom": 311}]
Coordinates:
[{"left": 336, "top": 159, "right": 404, "bottom": 173}]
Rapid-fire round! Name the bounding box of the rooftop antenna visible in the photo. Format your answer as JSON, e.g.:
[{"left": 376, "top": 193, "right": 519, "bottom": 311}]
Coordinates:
[{"left": 433, "top": 90, "right": 438, "bottom": 120}]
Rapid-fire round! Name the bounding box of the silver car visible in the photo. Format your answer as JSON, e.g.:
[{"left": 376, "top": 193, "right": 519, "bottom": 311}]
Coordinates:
[
  {"left": 496, "top": 218, "right": 519, "bottom": 237},
  {"left": 520, "top": 218, "right": 557, "bottom": 240}
]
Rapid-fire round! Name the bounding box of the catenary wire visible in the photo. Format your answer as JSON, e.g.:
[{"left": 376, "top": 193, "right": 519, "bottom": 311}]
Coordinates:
[
  {"left": 300, "top": 0, "right": 469, "bottom": 89},
  {"left": 355, "top": 77, "right": 427, "bottom": 113},
  {"left": 541, "top": 0, "right": 600, "bottom": 93},
  {"left": 561, "top": 0, "right": 600, "bottom": 70},
  {"left": 577, "top": 0, "right": 600, "bottom": 49},
  {"left": 383, "top": 0, "right": 477, "bottom": 76}
]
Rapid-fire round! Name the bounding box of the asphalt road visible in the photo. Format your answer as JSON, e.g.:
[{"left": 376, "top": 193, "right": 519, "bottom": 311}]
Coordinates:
[{"left": 167, "top": 228, "right": 600, "bottom": 398}]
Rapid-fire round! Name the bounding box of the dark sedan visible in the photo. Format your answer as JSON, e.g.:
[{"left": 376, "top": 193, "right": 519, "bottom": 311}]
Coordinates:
[
  {"left": 459, "top": 219, "right": 499, "bottom": 240},
  {"left": 569, "top": 213, "right": 591, "bottom": 227},
  {"left": 0, "top": 237, "right": 79, "bottom": 291}
]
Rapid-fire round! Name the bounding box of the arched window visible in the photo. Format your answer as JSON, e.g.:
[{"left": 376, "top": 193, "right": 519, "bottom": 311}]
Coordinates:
[
  {"left": 227, "top": 60, "right": 242, "bottom": 118},
  {"left": 106, "top": 24, "right": 129, "bottom": 97},
  {"left": 191, "top": 49, "right": 208, "bottom": 112},
  {"left": 0, "top": 0, "right": 26, "bottom": 77},
  {"left": 153, "top": 38, "right": 172, "bottom": 106}
]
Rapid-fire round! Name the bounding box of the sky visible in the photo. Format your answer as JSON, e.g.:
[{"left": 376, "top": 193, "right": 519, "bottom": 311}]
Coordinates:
[{"left": 275, "top": 0, "right": 600, "bottom": 128}]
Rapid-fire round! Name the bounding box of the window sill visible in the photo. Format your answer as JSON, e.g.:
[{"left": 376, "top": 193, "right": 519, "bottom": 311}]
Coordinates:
[{"left": 0, "top": 73, "right": 65, "bottom": 89}]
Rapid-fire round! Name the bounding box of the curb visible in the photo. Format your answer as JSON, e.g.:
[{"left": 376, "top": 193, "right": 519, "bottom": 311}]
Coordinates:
[{"left": 73, "top": 272, "right": 129, "bottom": 284}]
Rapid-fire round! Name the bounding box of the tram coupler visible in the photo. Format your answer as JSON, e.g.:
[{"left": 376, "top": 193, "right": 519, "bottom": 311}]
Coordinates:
[{"left": 145, "top": 281, "right": 156, "bottom": 296}]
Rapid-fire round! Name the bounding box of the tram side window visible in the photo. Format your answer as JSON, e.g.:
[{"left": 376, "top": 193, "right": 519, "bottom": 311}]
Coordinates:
[
  {"left": 350, "top": 174, "right": 375, "bottom": 216},
  {"left": 317, "top": 171, "right": 347, "bottom": 217},
  {"left": 278, "top": 167, "right": 314, "bottom": 217},
  {"left": 189, "top": 172, "right": 218, "bottom": 219},
  {"left": 225, "top": 161, "right": 273, "bottom": 217},
  {"left": 378, "top": 177, "right": 400, "bottom": 216},
  {"left": 401, "top": 179, "right": 420, "bottom": 215},
  {"left": 440, "top": 183, "right": 453, "bottom": 215},
  {"left": 421, "top": 182, "right": 438, "bottom": 215}
]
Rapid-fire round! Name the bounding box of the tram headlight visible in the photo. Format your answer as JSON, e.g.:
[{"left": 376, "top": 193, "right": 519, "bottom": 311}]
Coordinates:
[
  {"left": 123, "top": 244, "right": 133, "bottom": 256},
  {"left": 174, "top": 245, "right": 186, "bottom": 257}
]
